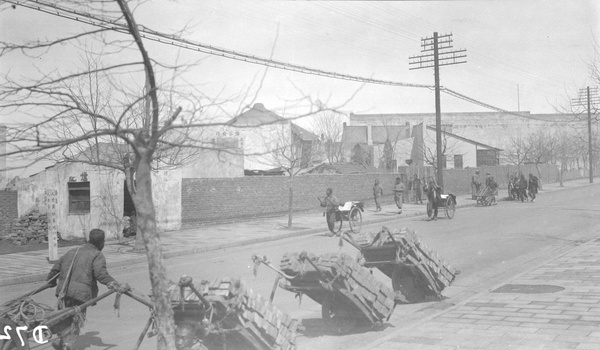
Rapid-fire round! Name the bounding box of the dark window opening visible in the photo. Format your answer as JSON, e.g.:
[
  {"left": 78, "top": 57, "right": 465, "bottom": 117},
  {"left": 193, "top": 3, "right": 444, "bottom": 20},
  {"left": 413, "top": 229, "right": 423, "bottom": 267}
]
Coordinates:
[
  {"left": 68, "top": 182, "right": 90, "bottom": 214},
  {"left": 454, "top": 155, "right": 463, "bottom": 169}
]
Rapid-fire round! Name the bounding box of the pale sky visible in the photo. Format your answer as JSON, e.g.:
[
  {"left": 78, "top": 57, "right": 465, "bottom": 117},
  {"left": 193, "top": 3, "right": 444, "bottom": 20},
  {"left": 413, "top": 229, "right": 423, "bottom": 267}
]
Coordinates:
[{"left": 0, "top": 0, "right": 599, "bottom": 176}]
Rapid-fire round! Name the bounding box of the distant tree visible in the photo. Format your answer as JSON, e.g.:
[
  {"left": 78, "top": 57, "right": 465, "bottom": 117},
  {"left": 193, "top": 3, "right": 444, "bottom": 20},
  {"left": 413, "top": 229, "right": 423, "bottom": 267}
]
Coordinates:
[
  {"left": 504, "top": 134, "right": 530, "bottom": 167},
  {"left": 523, "top": 129, "right": 556, "bottom": 188},
  {"left": 423, "top": 128, "right": 457, "bottom": 178},
  {"left": 261, "top": 122, "right": 323, "bottom": 228},
  {"left": 351, "top": 143, "right": 371, "bottom": 165},
  {"left": 308, "top": 111, "right": 346, "bottom": 163},
  {"left": 381, "top": 138, "right": 395, "bottom": 170}
]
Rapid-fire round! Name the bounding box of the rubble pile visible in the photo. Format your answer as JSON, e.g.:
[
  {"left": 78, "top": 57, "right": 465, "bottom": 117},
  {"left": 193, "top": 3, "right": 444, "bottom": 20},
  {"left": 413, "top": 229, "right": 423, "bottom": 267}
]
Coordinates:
[{"left": 8, "top": 210, "right": 48, "bottom": 245}]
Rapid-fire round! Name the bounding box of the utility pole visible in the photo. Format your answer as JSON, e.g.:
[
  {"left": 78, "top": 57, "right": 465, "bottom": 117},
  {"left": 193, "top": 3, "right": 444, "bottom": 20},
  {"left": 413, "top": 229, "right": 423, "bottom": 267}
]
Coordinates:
[
  {"left": 410, "top": 32, "right": 466, "bottom": 189},
  {"left": 572, "top": 87, "right": 599, "bottom": 183}
]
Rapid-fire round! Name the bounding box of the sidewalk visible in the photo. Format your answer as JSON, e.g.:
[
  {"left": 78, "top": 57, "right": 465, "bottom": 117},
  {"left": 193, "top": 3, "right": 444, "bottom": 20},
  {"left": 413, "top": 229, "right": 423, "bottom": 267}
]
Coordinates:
[
  {"left": 0, "top": 178, "right": 595, "bottom": 288},
  {"left": 368, "top": 234, "right": 600, "bottom": 349}
]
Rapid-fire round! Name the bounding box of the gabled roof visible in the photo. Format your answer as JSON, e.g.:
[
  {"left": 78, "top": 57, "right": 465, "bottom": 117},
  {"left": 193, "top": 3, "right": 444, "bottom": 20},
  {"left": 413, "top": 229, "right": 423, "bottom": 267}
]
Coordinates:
[
  {"left": 228, "top": 103, "right": 319, "bottom": 141},
  {"left": 291, "top": 123, "right": 319, "bottom": 141},
  {"left": 228, "top": 103, "right": 287, "bottom": 127},
  {"left": 425, "top": 126, "right": 502, "bottom": 151}
]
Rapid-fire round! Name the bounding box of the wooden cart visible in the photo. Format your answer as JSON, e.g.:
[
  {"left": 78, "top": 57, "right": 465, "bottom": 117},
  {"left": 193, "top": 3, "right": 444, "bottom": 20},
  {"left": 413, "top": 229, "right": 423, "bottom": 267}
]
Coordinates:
[
  {"left": 253, "top": 252, "right": 396, "bottom": 335},
  {"left": 474, "top": 186, "right": 497, "bottom": 206},
  {"left": 343, "top": 227, "right": 459, "bottom": 303},
  {"left": 130, "top": 276, "right": 299, "bottom": 350}
]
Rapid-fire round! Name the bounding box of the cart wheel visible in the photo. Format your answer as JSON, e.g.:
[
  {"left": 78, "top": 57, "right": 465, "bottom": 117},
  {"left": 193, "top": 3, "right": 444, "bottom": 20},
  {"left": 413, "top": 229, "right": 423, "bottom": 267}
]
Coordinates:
[
  {"left": 321, "top": 294, "right": 359, "bottom": 334},
  {"left": 392, "top": 266, "right": 434, "bottom": 303},
  {"left": 445, "top": 197, "right": 456, "bottom": 219},
  {"left": 426, "top": 201, "right": 433, "bottom": 219},
  {"left": 348, "top": 207, "right": 362, "bottom": 234}
]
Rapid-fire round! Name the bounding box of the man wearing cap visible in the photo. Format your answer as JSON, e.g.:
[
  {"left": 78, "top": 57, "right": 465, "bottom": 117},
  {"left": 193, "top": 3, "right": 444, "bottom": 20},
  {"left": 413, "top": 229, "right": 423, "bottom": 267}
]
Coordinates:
[{"left": 47, "top": 229, "right": 128, "bottom": 350}]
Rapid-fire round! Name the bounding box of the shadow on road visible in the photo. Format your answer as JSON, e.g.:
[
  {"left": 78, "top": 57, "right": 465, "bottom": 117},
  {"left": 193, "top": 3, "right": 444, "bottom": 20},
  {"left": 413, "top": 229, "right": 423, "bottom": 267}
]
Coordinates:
[
  {"left": 74, "top": 331, "right": 118, "bottom": 350},
  {"left": 299, "top": 318, "right": 394, "bottom": 338}
]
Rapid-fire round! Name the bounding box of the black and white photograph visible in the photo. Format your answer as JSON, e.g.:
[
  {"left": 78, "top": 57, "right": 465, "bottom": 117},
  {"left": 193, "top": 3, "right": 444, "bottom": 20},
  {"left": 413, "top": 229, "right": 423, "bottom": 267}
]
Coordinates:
[{"left": 0, "top": 0, "right": 599, "bottom": 349}]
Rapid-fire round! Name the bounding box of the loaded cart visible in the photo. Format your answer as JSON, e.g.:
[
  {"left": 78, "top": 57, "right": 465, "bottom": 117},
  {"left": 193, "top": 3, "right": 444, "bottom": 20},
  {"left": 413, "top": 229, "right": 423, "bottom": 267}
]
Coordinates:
[
  {"left": 0, "top": 278, "right": 121, "bottom": 350},
  {"left": 131, "top": 276, "right": 299, "bottom": 350},
  {"left": 343, "top": 227, "right": 460, "bottom": 303},
  {"left": 252, "top": 252, "right": 397, "bottom": 335}
]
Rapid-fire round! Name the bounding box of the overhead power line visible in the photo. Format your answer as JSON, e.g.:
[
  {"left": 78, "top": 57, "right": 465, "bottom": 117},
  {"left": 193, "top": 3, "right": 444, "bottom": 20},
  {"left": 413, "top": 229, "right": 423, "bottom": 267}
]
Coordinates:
[
  {"left": 7, "top": 0, "right": 432, "bottom": 89},
  {"left": 7, "top": 0, "right": 574, "bottom": 124}
]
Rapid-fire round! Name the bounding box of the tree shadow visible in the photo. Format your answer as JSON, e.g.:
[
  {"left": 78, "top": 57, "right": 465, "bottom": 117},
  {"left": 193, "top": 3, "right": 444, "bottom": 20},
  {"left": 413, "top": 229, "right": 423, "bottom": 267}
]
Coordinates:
[
  {"left": 299, "top": 318, "right": 393, "bottom": 338},
  {"left": 74, "top": 331, "right": 118, "bottom": 350}
]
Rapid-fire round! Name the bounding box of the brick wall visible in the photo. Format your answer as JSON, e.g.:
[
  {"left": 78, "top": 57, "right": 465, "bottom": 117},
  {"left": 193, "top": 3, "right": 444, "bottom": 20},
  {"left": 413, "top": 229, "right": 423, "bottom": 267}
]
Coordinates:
[
  {"left": 182, "top": 163, "right": 580, "bottom": 228},
  {"left": 181, "top": 173, "right": 401, "bottom": 228},
  {"left": 0, "top": 191, "right": 18, "bottom": 236}
]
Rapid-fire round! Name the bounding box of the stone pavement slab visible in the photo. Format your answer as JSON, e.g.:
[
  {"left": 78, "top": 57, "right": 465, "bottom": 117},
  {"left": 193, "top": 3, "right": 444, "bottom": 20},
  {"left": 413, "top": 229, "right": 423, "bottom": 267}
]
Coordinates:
[{"left": 367, "top": 236, "right": 600, "bottom": 350}]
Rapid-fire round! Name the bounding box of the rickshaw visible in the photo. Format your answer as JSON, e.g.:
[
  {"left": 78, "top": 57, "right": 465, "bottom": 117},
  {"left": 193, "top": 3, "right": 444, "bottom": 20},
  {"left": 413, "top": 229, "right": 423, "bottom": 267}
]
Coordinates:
[
  {"left": 426, "top": 193, "right": 457, "bottom": 219},
  {"left": 318, "top": 197, "right": 364, "bottom": 235}
]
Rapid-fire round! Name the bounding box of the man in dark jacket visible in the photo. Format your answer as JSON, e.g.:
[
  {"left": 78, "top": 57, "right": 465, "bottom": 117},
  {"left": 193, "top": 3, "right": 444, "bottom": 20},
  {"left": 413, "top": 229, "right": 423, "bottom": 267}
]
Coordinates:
[
  {"left": 528, "top": 173, "right": 539, "bottom": 202},
  {"left": 425, "top": 179, "right": 442, "bottom": 221},
  {"left": 47, "top": 229, "right": 126, "bottom": 350}
]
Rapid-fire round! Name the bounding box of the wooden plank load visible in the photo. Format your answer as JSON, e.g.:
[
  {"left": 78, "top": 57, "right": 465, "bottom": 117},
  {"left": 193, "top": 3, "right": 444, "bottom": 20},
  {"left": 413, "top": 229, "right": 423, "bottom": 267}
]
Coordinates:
[
  {"left": 168, "top": 276, "right": 299, "bottom": 350},
  {"left": 279, "top": 252, "right": 396, "bottom": 324},
  {"left": 358, "top": 227, "right": 459, "bottom": 302}
]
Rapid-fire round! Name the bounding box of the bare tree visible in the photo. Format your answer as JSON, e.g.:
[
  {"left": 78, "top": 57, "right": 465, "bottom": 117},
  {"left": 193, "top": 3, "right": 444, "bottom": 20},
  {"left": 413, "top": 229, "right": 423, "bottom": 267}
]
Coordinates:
[
  {"left": 423, "top": 128, "right": 457, "bottom": 177},
  {"left": 1, "top": 1, "right": 230, "bottom": 348},
  {"left": 503, "top": 134, "right": 530, "bottom": 167},
  {"left": 261, "top": 122, "right": 322, "bottom": 228},
  {"left": 308, "top": 111, "right": 346, "bottom": 163},
  {"left": 0, "top": 2, "right": 347, "bottom": 347}
]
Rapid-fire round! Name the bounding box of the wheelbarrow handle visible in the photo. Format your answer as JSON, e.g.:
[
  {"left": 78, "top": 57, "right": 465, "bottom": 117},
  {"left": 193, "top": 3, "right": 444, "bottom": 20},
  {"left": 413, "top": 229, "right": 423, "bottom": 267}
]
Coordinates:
[{"left": 252, "top": 255, "right": 298, "bottom": 280}]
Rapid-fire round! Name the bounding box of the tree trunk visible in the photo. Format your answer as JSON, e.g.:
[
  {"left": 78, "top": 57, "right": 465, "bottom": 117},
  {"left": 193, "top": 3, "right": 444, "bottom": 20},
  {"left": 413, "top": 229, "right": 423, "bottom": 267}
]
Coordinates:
[
  {"left": 288, "top": 175, "right": 293, "bottom": 228},
  {"left": 124, "top": 165, "right": 146, "bottom": 251},
  {"left": 132, "top": 154, "right": 176, "bottom": 350}
]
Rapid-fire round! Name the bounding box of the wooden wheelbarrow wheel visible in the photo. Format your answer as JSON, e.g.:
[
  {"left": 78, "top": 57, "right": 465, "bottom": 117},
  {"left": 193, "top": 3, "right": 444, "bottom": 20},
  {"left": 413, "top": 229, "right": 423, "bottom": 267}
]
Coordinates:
[{"left": 321, "top": 294, "right": 359, "bottom": 335}]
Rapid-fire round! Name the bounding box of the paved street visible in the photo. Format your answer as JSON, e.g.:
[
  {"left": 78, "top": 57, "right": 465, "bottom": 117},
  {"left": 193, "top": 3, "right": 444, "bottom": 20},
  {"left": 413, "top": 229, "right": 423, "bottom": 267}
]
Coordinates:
[{"left": 1, "top": 179, "right": 599, "bottom": 349}]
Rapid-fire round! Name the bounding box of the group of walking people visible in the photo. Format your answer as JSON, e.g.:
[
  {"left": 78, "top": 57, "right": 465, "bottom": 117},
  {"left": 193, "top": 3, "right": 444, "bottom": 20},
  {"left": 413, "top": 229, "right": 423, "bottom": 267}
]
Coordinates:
[
  {"left": 374, "top": 175, "right": 443, "bottom": 220},
  {"left": 472, "top": 170, "right": 539, "bottom": 203},
  {"left": 508, "top": 172, "right": 539, "bottom": 202}
]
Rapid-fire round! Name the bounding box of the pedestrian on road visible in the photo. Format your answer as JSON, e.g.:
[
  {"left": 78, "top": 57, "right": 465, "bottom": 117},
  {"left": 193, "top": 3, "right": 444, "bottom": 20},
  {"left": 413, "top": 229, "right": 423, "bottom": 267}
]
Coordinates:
[
  {"left": 471, "top": 170, "right": 481, "bottom": 199},
  {"left": 393, "top": 176, "right": 405, "bottom": 214},
  {"left": 425, "top": 179, "right": 441, "bottom": 221},
  {"left": 412, "top": 174, "right": 423, "bottom": 204},
  {"left": 528, "top": 173, "right": 539, "bottom": 202},
  {"left": 321, "top": 188, "right": 341, "bottom": 234},
  {"left": 488, "top": 176, "right": 498, "bottom": 205},
  {"left": 518, "top": 173, "right": 528, "bottom": 202},
  {"left": 373, "top": 179, "right": 383, "bottom": 212},
  {"left": 47, "top": 229, "right": 128, "bottom": 350}
]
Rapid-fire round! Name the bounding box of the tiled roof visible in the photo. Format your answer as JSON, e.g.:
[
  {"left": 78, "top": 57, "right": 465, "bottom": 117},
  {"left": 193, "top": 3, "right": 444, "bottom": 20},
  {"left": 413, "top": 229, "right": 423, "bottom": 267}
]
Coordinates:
[{"left": 227, "top": 103, "right": 287, "bottom": 127}]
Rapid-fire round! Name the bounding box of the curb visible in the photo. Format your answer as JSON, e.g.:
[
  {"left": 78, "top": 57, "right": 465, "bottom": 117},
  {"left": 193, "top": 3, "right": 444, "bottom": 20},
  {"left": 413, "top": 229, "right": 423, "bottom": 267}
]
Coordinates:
[{"left": 0, "top": 200, "right": 472, "bottom": 288}]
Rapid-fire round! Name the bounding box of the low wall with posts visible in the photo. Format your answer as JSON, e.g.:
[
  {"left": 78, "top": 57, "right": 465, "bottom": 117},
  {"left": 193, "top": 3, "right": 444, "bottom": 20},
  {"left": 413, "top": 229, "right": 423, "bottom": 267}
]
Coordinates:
[
  {"left": 181, "top": 163, "right": 587, "bottom": 228},
  {"left": 181, "top": 173, "right": 401, "bottom": 228}
]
